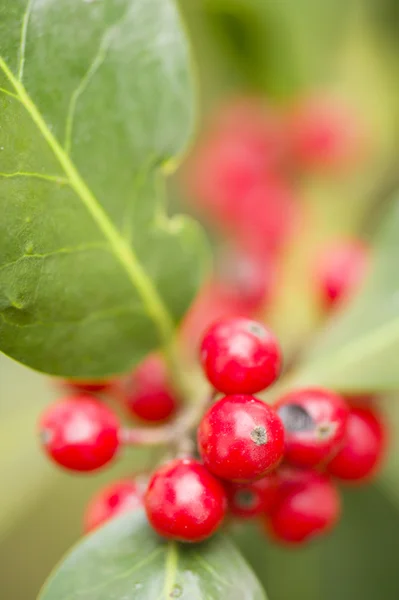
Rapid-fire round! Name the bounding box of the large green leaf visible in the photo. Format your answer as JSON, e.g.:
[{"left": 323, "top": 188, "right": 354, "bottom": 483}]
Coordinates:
[
  {"left": 39, "top": 510, "right": 267, "bottom": 600},
  {"left": 0, "top": 0, "right": 207, "bottom": 378},
  {"left": 292, "top": 197, "right": 399, "bottom": 392}
]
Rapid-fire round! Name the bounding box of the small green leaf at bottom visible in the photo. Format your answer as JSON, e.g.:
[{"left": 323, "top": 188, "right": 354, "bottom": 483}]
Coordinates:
[{"left": 38, "top": 510, "right": 267, "bottom": 600}]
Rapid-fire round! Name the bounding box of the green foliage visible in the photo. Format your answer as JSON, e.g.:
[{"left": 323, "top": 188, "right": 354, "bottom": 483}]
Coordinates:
[
  {"left": 199, "top": 0, "right": 352, "bottom": 97},
  {"left": 39, "top": 510, "right": 267, "bottom": 600},
  {"left": 292, "top": 197, "right": 399, "bottom": 392},
  {"left": 0, "top": 0, "right": 208, "bottom": 378}
]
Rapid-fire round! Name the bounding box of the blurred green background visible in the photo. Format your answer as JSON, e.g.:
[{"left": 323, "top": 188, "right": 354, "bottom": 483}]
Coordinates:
[{"left": 3, "top": 0, "right": 399, "bottom": 598}]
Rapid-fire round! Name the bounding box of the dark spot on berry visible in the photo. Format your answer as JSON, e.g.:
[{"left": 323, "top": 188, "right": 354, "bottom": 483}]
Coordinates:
[
  {"left": 251, "top": 425, "right": 268, "bottom": 446},
  {"left": 317, "top": 421, "right": 338, "bottom": 440},
  {"left": 245, "top": 321, "right": 267, "bottom": 339},
  {"left": 278, "top": 404, "right": 315, "bottom": 432},
  {"left": 235, "top": 489, "right": 257, "bottom": 509}
]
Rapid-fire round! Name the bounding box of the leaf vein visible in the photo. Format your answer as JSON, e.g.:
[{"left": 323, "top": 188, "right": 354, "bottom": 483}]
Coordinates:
[
  {"left": 162, "top": 541, "right": 179, "bottom": 600},
  {"left": 18, "top": 0, "right": 34, "bottom": 81},
  {"left": 0, "top": 302, "right": 139, "bottom": 329},
  {"left": 64, "top": 33, "right": 112, "bottom": 154},
  {"left": 0, "top": 171, "right": 68, "bottom": 184},
  {"left": 0, "top": 56, "right": 175, "bottom": 357},
  {"left": 0, "top": 242, "right": 110, "bottom": 274},
  {"left": 193, "top": 552, "right": 231, "bottom": 587},
  {"left": 0, "top": 86, "right": 19, "bottom": 101}
]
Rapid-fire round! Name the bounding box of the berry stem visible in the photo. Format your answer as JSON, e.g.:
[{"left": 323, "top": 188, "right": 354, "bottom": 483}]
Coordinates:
[{"left": 121, "top": 378, "right": 211, "bottom": 449}]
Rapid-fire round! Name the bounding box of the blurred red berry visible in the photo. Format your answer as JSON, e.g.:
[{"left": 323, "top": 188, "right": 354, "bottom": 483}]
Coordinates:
[
  {"left": 276, "top": 388, "right": 349, "bottom": 468},
  {"left": 145, "top": 458, "right": 227, "bottom": 542},
  {"left": 124, "top": 355, "right": 178, "bottom": 423},
  {"left": 39, "top": 396, "right": 120, "bottom": 472},
  {"left": 288, "top": 95, "right": 366, "bottom": 172},
  {"left": 200, "top": 317, "right": 281, "bottom": 395},
  {"left": 198, "top": 394, "right": 285, "bottom": 482},
  {"left": 231, "top": 177, "right": 298, "bottom": 256},
  {"left": 182, "top": 97, "right": 286, "bottom": 228},
  {"left": 265, "top": 471, "right": 341, "bottom": 544},
  {"left": 327, "top": 407, "right": 386, "bottom": 482},
  {"left": 215, "top": 245, "right": 276, "bottom": 313},
  {"left": 225, "top": 473, "right": 280, "bottom": 518},
  {"left": 84, "top": 479, "right": 143, "bottom": 533},
  {"left": 61, "top": 379, "right": 113, "bottom": 393},
  {"left": 316, "top": 239, "right": 369, "bottom": 309}
]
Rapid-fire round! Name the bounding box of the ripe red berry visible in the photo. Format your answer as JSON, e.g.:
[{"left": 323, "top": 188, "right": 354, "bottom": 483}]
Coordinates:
[
  {"left": 276, "top": 388, "right": 349, "bottom": 468},
  {"left": 198, "top": 394, "right": 285, "bottom": 482},
  {"left": 84, "top": 479, "right": 143, "bottom": 533},
  {"left": 265, "top": 471, "right": 341, "bottom": 544},
  {"left": 225, "top": 472, "right": 280, "bottom": 519},
  {"left": 145, "top": 458, "right": 227, "bottom": 542},
  {"left": 200, "top": 317, "right": 281, "bottom": 395},
  {"left": 316, "top": 240, "right": 368, "bottom": 309},
  {"left": 124, "top": 355, "right": 178, "bottom": 423},
  {"left": 327, "top": 407, "right": 386, "bottom": 482},
  {"left": 39, "top": 396, "right": 120, "bottom": 472}
]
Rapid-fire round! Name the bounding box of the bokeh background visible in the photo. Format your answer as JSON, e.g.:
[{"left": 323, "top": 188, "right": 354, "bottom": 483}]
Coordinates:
[{"left": 3, "top": 0, "right": 399, "bottom": 598}]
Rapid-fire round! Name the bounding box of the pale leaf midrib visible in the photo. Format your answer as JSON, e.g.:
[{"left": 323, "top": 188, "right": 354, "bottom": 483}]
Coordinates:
[
  {"left": 294, "top": 314, "right": 399, "bottom": 386},
  {"left": 0, "top": 55, "right": 174, "bottom": 348}
]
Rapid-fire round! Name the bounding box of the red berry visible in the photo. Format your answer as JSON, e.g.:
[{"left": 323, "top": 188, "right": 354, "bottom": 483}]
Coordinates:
[
  {"left": 276, "top": 388, "right": 349, "bottom": 468},
  {"left": 288, "top": 95, "right": 366, "bottom": 172},
  {"left": 327, "top": 407, "right": 386, "bottom": 482},
  {"left": 145, "top": 458, "right": 227, "bottom": 542},
  {"left": 225, "top": 472, "right": 280, "bottom": 519},
  {"left": 62, "top": 379, "right": 113, "bottom": 393},
  {"left": 200, "top": 317, "right": 281, "bottom": 395},
  {"left": 215, "top": 245, "right": 275, "bottom": 313},
  {"left": 316, "top": 240, "right": 368, "bottom": 309},
  {"left": 265, "top": 471, "right": 341, "bottom": 544},
  {"left": 124, "top": 355, "right": 178, "bottom": 423},
  {"left": 231, "top": 177, "right": 298, "bottom": 256},
  {"left": 84, "top": 479, "right": 143, "bottom": 533},
  {"left": 183, "top": 98, "right": 285, "bottom": 225},
  {"left": 39, "top": 396, "right": 120, "bottom": 472},
  {"left": 198, "top": 394, "right": 285, "bottom": 482}
]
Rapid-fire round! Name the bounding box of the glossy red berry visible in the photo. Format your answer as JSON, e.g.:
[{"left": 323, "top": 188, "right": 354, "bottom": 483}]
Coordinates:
[
  {"left": 276, "top": 388, "right": 349, "bottom": 468},
  {"left": 124, "top": 355, "right": 178, "bottom": 423},
  {"left": 39, "top": 396, "right": 120, "bottom": 472},
  {"left": 316, "top": 240, "right": 368, "bottom": 309},
  {"left": 265, "top": 471, "right": 341, "bottom": 544},
  {"left": 225, "top": 472, "right": 280, "bottom": 519},
  {"left": 327, "top": 407, "right": 386, "bottom": 482},
  {"left": 145, "top": 458, "right": 227, "bottom": 542},
  {"left": 200, "top": 317, "right": 281, "bottom": 395},
  {"left": 84, "top": 479, "right": 143, "bottom": 533},
  {"left": 198, "top": 394, "right": 285, "bottom": 482}
]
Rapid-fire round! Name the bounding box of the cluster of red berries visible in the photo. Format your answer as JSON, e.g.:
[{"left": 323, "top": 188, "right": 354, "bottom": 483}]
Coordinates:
[
  {"left": 179, "top": 95, "right": 369, "bottom": 350},
  {"left": 38, "top": 316, "right": 386, "bottom": 546}
]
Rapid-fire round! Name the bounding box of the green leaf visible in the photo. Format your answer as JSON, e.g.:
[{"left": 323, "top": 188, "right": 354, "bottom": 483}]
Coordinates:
[
  {"left": 0, "top": 0, "right": 208, "bottom": 378},
  {"left": 38, "top": 510, "right": 267, "bottom": 600},
  {"left": 292, "top": 198, "right": 399, "bottom": 392}
]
